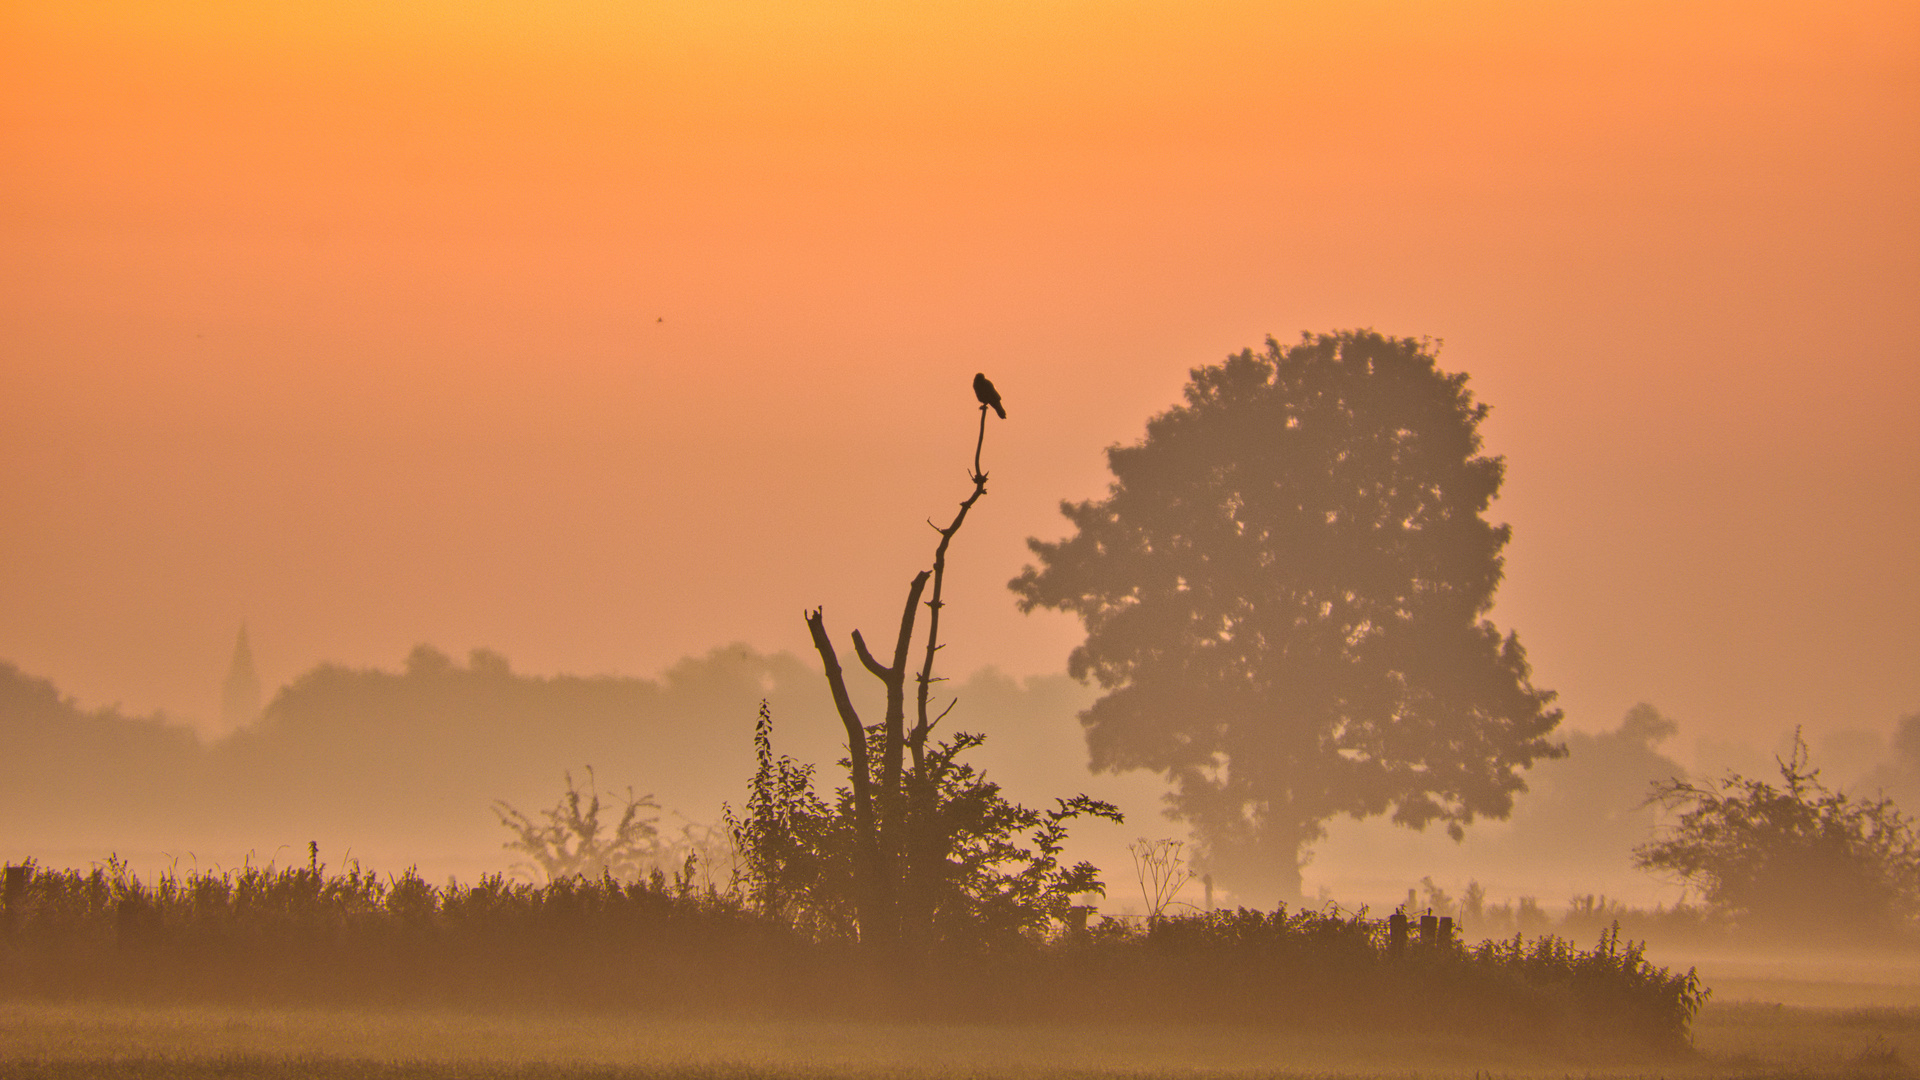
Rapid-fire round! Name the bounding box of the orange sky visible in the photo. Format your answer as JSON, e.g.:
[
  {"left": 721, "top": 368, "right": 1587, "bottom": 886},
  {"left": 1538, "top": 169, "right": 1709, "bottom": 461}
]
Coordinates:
[{"left": 4, "top": 1, "right": 1917, "bottom": 770}]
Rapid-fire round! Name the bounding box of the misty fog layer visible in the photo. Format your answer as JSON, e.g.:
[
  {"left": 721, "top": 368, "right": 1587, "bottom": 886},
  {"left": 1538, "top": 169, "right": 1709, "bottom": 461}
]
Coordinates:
[
  {"left": 13, "top": 646, "right": 1908, "bottom": 915},
  {"left": 2, "top": 648, "right": 1143, "bottom": 887}
]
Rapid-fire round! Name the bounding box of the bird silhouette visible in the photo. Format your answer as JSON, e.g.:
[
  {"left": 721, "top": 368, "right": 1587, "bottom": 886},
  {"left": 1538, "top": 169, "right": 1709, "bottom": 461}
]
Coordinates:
[{"left": 973, "top": 373, "right": 1005, "bottom": 418}]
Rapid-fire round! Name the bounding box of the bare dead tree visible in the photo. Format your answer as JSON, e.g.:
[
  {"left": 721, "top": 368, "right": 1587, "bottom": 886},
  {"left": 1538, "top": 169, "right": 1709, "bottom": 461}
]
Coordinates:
[{"left": 802, "top": 394, "right": 998, "bottom": 947}]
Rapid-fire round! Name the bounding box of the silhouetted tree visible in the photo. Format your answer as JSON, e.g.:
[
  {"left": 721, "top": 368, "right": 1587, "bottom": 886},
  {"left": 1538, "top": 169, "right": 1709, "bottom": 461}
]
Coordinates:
[
  {"left": 796, "top": 377, "right": 1118, "bottom": 948},
  {"left": 1491, "top": 703, "right": 1688, "bottom": 878},
  {"left": 493, "top": 767, "right": 662, "bottom": 883},
  {"left": 1011, "top": 331, "right": 1563, "bottom": 902},
  {"left": 1635, "top": 730, "right": 1920, "bottom": 941},
  {"left": 0, "top": 662, "right": 204, "bottom": 838}
]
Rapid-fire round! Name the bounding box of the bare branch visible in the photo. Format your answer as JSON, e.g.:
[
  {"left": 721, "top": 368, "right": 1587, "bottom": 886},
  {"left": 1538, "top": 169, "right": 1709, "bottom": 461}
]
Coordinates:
[
  {"left": 972, "top": 403, "right": 988, "bottom": 481},
  {"left": 913, "top": 475, "right": 985, "bottom": 756},
  {"left": 851, "top": 629, "right": 888, "bottom": 680},
  {"left": 927, "top": 698, "right": 957, "bottom": 734},
  {"left": 804, "top": 608, "right": 873, "bottom": 833},
  {"left": 804, "top": 606, "right": 894, "bottom": 945},
  {"left": 879, "top": 571, "right": 931, "bottom": 797}
]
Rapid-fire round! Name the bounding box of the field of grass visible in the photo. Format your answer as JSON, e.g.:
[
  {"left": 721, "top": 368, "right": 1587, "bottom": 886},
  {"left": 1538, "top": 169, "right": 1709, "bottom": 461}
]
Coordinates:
[{"left": 2, "top": 997, "right": 1916, "bottom": 1080}]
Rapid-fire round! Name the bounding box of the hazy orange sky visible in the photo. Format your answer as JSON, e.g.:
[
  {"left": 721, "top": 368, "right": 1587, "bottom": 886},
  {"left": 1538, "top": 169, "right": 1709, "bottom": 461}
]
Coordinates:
[{"left": 5, "top": 2, "right": 1916, "bottom": 769}]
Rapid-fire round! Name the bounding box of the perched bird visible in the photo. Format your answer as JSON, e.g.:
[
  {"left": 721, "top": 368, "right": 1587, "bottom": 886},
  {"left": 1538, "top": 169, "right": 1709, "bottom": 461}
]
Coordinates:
[{"left": 973, "top": 373, "right": 1006, "bottom": 418}]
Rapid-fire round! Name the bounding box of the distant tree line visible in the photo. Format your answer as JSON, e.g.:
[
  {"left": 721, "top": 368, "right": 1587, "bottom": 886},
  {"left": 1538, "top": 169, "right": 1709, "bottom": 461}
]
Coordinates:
[{"left": 0, "top": 648, "right": 851, "bottom": 865}]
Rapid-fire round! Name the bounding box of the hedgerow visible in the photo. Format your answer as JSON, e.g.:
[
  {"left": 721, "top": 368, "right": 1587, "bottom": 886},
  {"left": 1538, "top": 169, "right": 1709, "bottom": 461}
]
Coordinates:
[{"left": 0, "top": 853, "right": 1704, "bottom": 1053}]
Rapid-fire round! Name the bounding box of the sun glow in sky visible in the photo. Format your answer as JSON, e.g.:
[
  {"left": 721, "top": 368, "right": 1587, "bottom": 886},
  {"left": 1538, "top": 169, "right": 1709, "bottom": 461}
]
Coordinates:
[{"left": 4, "top": 1, "right": 1917, "bottom": 770}]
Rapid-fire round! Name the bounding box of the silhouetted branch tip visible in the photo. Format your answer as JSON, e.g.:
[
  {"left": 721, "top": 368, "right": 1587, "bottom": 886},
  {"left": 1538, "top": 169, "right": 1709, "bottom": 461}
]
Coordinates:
[{"left": 851, "top": 629, "right": 891, "bottom": 679}]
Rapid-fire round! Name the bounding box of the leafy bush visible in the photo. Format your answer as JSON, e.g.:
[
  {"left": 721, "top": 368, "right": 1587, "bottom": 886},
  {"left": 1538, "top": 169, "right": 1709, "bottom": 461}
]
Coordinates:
[
  {"left": 492, "top": 768, "right": 664, "bottom": 884},
  {"left": 724, "top": 700, "right": 1119, "bottom": 948},
  {"left": 1634, "top": 730, "right": 1920, "bottom": 941},
  {"left": 1460, "top": 924, "right": 1707, "bottom": 1052}
]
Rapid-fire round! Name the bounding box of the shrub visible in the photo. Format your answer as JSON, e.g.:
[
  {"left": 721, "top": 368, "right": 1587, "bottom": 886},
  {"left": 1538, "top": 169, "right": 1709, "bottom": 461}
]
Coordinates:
[
  {"left": 1634, "top": 729, "right": 1920, "bottom": 941},
  {"left": 724, "top": 700, "right": 1120, "bottom": 948},
  {"left": 492, "top": 767, "right": 664, "bottom": 884}
]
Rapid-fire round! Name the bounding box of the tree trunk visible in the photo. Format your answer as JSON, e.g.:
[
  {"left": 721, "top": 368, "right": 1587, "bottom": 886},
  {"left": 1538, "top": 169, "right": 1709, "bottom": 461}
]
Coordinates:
[{"left": 804, "top": 608, "right": 895, "bottom": 947}]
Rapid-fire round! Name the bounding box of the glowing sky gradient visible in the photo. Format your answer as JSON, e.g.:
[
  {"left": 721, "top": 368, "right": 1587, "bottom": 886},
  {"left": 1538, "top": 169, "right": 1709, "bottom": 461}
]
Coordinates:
[{"left": 4, "top": 2, "right": 1916, "bottom": 769}]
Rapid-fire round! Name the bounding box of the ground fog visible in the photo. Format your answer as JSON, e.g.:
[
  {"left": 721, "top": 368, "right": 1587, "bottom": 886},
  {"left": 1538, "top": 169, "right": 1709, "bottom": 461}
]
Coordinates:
[{"left": 10, "top": 999, "right": 1913, "bottom": 1080}]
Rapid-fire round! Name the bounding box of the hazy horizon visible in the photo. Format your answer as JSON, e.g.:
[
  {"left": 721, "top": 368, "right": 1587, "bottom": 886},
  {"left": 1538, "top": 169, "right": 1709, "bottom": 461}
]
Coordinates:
[
  {"left": 8, "top": 639, "right": 1915, "bottom": 915},
  {"left": 5, "top": 2, "right": 1917, "bottom": 916}
]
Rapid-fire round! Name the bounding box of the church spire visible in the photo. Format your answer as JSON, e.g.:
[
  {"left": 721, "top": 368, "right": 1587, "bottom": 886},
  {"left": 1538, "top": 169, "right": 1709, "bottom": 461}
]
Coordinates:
[{"left": 221, "top": 624, "right": 263, "bottom": 731}]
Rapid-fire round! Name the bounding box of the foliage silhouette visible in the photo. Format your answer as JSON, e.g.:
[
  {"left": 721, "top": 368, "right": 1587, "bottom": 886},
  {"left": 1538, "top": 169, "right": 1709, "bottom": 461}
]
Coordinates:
[
  {"left": 725, "top": 700, "right": 844, "bottom": 937},
  {"left": 0, "top": 856, "right": 1706, "bottom": 1052},
  {"left": 1477, "top": 703, "right": 1692, "bottom": 882},
  {"left": 1012, "top": 331, "right": 1564, "bottom": 902},
  {"left": 0, "top": 662, "right": 203, "bottom": 836},
  {"left": 1635, "top": 729, "right": 1920, "bottom": 941},
  {"left": 492, "top": 768, "right": 663, "bottom": 884},
  {"left": 1128, "top": 837, "right": 1197, "bottom": 921},
  {"left": 727, "top": 699, "right": 1118, "bottom": 946}
]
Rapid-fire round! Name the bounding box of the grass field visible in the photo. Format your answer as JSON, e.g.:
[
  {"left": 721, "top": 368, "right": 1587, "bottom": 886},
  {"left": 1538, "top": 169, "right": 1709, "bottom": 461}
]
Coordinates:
[{"left": 2, "top": 996, "right": 1915, "bottom": 1080}]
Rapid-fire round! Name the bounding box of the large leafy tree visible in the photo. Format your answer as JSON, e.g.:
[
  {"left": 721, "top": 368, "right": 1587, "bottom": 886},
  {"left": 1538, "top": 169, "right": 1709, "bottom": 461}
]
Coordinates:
[{"left": 1011, "top": 331, "right": 1563, "bottom": 902}]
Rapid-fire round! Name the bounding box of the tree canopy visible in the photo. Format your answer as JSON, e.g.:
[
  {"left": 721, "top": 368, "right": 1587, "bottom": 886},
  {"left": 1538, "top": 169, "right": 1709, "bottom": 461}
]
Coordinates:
[{"left": 1011, "top": 331, "right": 1563, "bottom": 902}]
